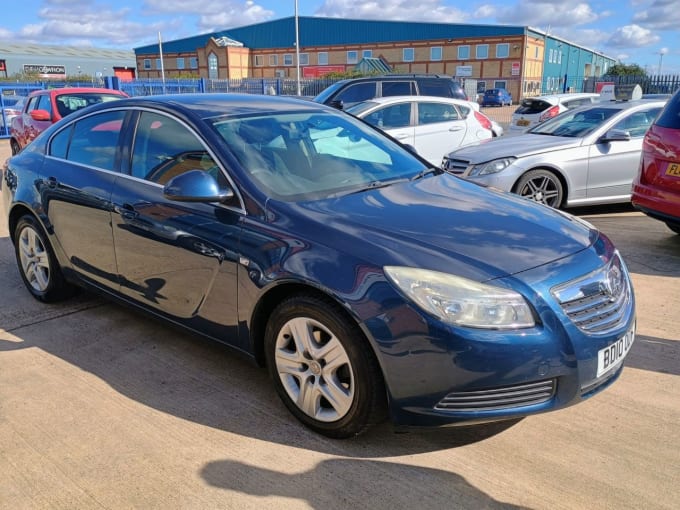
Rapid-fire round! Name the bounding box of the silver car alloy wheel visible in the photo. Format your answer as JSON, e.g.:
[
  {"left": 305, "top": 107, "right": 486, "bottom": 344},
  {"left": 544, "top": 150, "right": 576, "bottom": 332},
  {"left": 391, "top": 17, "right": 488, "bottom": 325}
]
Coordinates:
[
  {"left": 518, "top": 174, "right": 561, "bottom": 207},
  {"left": 18, "top": 225, "right": 51, "bottom": 292},
  {"left": 274, "top": 316, "right": 355, "bottom": 422}
]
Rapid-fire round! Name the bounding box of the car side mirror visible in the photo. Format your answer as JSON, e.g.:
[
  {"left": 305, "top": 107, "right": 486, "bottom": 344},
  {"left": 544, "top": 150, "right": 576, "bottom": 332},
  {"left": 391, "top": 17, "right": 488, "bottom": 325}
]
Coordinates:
[
  {"left": 163, "top": 169, "right": 234, "bottom": 203},
  {"left": 29, "top": 109, "right": 51, "bottom": 121},
  {"left": 329, "top": 99, "right": 344, "bottom": 110},
  {"left": 600, "top": 129, "right": 631, "bottom": 143}
]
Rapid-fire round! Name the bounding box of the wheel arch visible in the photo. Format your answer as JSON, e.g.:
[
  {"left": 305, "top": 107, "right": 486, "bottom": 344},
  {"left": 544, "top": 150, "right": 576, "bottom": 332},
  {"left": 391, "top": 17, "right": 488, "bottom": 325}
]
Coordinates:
[
  {"left": 248, "top": 282, "right": 381, "bottom": 370},
  {"left": 7, "top": 203, "right": 37, "bottom": 244}
]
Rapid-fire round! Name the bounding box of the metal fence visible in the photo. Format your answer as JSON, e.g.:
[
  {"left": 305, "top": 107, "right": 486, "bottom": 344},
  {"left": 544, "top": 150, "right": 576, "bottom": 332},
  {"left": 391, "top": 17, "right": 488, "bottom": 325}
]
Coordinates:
[{"left": 3, "top": 74, "right": 680, "bottom": 139}]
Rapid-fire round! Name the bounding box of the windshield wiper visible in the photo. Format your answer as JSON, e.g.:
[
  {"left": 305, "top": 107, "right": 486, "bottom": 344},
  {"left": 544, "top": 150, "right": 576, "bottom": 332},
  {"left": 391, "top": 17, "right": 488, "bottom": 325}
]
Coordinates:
[{"left": 411, "top": 167, "right": 442, "bottom": 180}]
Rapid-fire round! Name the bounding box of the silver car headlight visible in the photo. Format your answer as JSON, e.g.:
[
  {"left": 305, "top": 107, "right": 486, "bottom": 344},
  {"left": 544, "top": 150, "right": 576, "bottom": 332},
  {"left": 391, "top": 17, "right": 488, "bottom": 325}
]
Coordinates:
[
  {"left": 468, "top": 157, "right": 516, "bottom": 176},
  {"left": 384, "top": 266, "right": 535, "bottom": 329}
]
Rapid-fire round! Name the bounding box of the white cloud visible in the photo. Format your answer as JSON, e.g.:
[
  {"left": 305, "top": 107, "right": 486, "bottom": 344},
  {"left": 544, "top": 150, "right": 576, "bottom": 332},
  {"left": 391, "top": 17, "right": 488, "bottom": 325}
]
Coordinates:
[
  {"left": 142, "top": 0, "right": 274, "bottom": 29},
  {"left": 607, "top": 24, "right": 660, "bottom": 48},
  {"left": 315, "top": 0, "right": 468, "bottom": 22},
  {"left": 490, "top": 0, "right": 599, "bottom": 28},
  {"left": 633, "top": 0, "right": 680, "bottom": 30}
]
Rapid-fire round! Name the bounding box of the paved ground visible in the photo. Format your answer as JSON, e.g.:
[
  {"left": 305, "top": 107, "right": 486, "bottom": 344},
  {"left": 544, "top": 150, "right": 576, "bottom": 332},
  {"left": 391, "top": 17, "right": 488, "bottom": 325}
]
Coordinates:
[{"left": 1, "top": 139, "right": 679, "bottom": 509}]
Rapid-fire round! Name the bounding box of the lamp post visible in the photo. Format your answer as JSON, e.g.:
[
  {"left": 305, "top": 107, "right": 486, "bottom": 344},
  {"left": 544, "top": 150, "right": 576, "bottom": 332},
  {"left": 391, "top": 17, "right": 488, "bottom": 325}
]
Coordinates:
[
  {"left": 657, "top": 48, "right": 667, "bottom": 76},
  {"left": 295, "top": 0, "right": 301, "bottom": 95}
]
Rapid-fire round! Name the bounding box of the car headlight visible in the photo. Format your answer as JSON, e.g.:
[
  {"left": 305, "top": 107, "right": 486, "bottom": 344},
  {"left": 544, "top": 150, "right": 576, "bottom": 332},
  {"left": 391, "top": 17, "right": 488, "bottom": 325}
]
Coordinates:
[
  {"left": 384, "top": 266, "right": 535, "bottom": 329},
  {"left": 468, "top": 157, "right": 516, "bottom": 176}
]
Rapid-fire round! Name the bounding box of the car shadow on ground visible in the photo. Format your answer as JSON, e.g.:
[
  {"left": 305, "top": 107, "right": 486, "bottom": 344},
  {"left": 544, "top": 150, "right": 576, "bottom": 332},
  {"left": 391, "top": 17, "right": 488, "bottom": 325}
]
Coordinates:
[{"left": 200, "top": 457, "right": 531, "bottom": 509}]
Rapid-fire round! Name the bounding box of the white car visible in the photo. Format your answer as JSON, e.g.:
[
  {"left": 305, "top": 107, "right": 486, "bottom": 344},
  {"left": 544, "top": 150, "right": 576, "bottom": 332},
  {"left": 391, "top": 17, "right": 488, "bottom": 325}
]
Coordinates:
[
  {"left": 346, "top": 95, "right": 494, "bottom": 165},
  {"left": 508, "top": 93, "right": 600, "bottom": 135}
]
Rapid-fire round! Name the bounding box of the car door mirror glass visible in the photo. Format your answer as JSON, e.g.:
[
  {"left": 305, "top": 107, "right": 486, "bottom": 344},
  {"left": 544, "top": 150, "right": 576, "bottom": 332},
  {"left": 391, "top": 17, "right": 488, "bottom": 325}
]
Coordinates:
[{"left": 600, "top": 129, "right": 631, "bottom": 143}]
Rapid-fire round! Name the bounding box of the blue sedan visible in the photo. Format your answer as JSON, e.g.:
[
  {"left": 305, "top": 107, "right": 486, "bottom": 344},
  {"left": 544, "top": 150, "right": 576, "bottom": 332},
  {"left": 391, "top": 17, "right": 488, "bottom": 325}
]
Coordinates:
[{"left": 1, "top": 94, "right": 635, "bottom": 438}]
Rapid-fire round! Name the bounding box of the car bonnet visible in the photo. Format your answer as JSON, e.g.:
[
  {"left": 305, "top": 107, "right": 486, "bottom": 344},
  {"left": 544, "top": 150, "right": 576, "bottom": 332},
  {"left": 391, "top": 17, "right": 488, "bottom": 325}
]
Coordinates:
[
  {"left": 294, "top": 173, "right": 597, "bottom": 282},
  {"left": 446, "top": 133, "right": 583, "bottom": 162}
]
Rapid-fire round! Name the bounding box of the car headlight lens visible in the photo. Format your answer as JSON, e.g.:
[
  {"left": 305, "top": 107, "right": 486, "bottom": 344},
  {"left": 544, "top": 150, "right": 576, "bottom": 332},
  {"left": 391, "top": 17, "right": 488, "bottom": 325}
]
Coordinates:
[
  {"left": 468, "top": 157, "right": 516, "bottom": 176},
  {"left": 384, "top": 266, "right": 535, "bottom": 329}
]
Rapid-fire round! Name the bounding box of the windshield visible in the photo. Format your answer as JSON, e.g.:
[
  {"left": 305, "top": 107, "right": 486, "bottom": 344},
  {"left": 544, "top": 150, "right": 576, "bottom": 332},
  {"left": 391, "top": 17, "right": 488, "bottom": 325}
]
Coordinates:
[
  {"left": 313, "top": 81, "right": 347, "bottom": 104},
  {"left": 211, "top": 110, "right": 429, "bottom": 201},
  {"left": 528, "top": 106, "right": 620, "bottom": 137}
]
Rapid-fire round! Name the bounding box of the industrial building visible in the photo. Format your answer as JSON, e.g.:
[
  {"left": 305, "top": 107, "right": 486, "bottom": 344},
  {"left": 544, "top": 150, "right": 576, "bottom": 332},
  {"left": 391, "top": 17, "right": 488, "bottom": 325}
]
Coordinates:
[
  {"left": 0, "top": 42, "right": 136, "bottom": 80},
  {"left": 133, "top": 16, "right": 617, "bottom": 99}
]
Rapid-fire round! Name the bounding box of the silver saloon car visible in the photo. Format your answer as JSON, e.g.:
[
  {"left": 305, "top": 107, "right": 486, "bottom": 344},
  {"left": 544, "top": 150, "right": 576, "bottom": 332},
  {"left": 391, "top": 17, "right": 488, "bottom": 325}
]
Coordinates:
[{"left": 442, "top": 99, "right": 667, "bottom": 208}]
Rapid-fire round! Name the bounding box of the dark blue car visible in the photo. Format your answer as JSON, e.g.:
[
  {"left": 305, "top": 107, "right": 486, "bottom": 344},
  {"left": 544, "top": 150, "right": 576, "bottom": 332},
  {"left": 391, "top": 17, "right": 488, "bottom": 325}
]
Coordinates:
[
  {"left": 482, "top": 88, "right": 513, "bottom": 107},
  {"left": 1, "top": 94, "right": 635, "bottom": 438}
]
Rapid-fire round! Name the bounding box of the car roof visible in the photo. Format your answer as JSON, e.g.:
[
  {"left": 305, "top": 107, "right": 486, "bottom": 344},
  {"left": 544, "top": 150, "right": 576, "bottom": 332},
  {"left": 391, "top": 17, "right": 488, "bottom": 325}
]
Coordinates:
[
  {"left": 566, "top": 98, "right": 668, "bottom": 114},
  {"left": 524, "top": 92, "right": 600, "bottom": 104},
  {"left": 28, "top": 87, "right": 128, "bottom": 97},
  {"left": 353, "top": 95, "right": 472, "bottom": 105},
  {"left": 76, "top": 93, "right": 331, "bottom": 120}
]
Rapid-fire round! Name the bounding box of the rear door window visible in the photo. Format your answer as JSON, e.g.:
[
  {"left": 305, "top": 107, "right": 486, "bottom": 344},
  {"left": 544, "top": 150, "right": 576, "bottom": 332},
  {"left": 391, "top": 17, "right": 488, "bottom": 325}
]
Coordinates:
[
  {"left": 655, "top": 93, "right": 680, "bottom": 129},
  {"left": 381, "top": 81, "right": 415, "bottom": 97},
  {"left": 334, "top": 82, "right": 377, "bottom": 104}
]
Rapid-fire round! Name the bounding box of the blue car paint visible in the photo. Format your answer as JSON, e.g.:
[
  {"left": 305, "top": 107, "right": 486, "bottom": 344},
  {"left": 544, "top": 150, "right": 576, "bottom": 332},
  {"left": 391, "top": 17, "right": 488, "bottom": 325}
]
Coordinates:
[{"left": 2, "top": 94, "right": 635, "bottom": 430}]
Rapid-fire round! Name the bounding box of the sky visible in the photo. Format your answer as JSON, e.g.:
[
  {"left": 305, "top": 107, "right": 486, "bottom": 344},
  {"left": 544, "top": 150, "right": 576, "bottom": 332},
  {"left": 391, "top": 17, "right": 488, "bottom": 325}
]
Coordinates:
[{"left": 1, "top": 0, "right": 678, "bottom": 74}]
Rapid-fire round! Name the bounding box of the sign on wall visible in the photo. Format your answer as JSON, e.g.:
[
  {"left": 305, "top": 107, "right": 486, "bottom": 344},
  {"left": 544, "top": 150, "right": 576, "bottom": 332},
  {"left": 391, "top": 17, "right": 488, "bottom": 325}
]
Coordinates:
[
  {"left": 511, "top": 62, "right": 520, "bottom": 76},
  {"left": 23, "top": 64, "right": 66, "bottom": 77},
  {"left": 456, "top": 65, "right": 472, "bottom": 77}
]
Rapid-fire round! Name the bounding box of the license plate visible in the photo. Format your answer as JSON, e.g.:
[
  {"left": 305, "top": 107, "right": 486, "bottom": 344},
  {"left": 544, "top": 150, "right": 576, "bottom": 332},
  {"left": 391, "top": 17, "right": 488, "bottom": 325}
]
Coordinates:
[
  {"left": 596, "top": 325, "right": 635, "bottom": 378},
  {"left": 517, "top": 119, "right": 530, "bottom": 126},
  {"left": 666, "top": 163, "right": 680, "bottom": 176}
]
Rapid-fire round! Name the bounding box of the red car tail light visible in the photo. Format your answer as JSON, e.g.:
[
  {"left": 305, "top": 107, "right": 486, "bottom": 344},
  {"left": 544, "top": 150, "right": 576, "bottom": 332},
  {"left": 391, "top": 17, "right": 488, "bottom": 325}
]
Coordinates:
[
  {"left": 539, "top": 105, "right": 560, "bottom": 122},
  {"left": 474, "top": 111, "right": 492, "bottom": 131}
]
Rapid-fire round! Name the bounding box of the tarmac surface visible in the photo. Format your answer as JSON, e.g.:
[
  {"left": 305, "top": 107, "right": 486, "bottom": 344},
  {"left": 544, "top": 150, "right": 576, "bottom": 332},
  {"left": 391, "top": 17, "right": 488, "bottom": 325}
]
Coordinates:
[{"left": 1, "top": 137, "right": 679, "bottom": 509}]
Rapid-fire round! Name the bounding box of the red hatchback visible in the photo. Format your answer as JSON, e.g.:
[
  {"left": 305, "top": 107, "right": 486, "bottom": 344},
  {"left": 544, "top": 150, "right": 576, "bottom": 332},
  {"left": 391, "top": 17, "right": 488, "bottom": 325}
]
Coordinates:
[
  {"left": 9, "top": 87, "right": 128, "bottom": 155},
  {"left": 632, "top": 89, "right": 680, "bottom": 235}
]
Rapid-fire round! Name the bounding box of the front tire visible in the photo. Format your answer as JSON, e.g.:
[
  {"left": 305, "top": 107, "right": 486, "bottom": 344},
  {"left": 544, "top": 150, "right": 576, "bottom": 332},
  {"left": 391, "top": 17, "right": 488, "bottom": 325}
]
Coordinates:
[
  {"left": 13, "top": 215, "right": 76, "bottom": 302},
  {"left": 10, "top": 139, "right": 22, "bottom": 156},
  {"left": 514, "top": 169, "right": 564, "bottom": 208},
  {"left": 666, "top": 221, "right": 680, "bottom": 235},
  {"left": 264, "top": 294, "right": 387, "bottom": 438}
]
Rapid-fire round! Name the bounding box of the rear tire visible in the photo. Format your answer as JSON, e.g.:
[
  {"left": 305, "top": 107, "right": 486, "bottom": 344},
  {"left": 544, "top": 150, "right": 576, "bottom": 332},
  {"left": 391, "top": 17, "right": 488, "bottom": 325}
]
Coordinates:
[
  {"left": 13, "top": 215, "right": 76, "bottom": 302},
  {"left": 514, "top": 169, "right": 564, "bottom": 208},
  {"left": 264, "top": 294, "right": 387, "bottom": 438}
]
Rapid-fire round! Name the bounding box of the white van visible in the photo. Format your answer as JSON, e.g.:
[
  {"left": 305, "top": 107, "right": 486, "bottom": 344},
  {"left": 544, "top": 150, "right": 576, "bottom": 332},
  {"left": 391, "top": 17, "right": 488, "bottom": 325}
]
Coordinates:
[{"left": 508, "top": 93, "right": 600, "bottom": 134}]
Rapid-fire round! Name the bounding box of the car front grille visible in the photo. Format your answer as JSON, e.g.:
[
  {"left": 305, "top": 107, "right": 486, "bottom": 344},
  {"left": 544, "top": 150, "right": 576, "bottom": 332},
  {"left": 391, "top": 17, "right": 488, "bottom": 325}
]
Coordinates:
[
  {"left": 434, "top": 379, "right": 556, "bottom": 411},
  {"left": 441, "top": 157, "right": 470, "bottom": 174},
  {"left": 551, "top": 252, "right": 632, "bottom": 334}
]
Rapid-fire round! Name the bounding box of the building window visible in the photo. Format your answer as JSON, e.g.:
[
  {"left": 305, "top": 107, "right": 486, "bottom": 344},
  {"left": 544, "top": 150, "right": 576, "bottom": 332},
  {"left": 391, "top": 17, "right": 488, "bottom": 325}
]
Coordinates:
[
  {"left": 143, "top": 59, "right": 151, "bottom": 70},
  {"left": 457, "top": 45, "right": 470, "bottom": 60},
  {"left": 299, "top": 53, "right": 309, "bottom": 66},
  {"left": 283, "top": 54, "right": 293, "bottom": 66},
  {"left": 403, "top": 48, "right": 415, "bottom": 62},
  {"left": 430, "top": 47, "right": 442, "bottom": 61},
  {"left": 362, "top": 49, "right": 372, "bottom": 59},
  {"left": 155, "top": 58, "right": 162, "bottom": 69},
  {"left": 269, "top": 54, "right": 278, "bottom": 66},
  {"left": 190, "top": 57, "right": 198, "bottom": 69},
  {"left": 208, "top": 53, "right": 218, "bottom": 79},
  {"left": 318, "top": 52, "right": 328, "bottom": 65},
  {"left": 176, "top": 58, "right": 185, "bottom": 70},
  {"left": 254, "top": 55, "right": 264, "bottom": 66},
  {"left": 476, "top": 45, "right": 489, "bottom": 59},
  {"left": 347, "top": 51, "right": 358, "bottom": 64},
  {"left": 496, "top": 44, "right": 509, "bottom": 58},
  {"left": 535, "top": 47, "right": 539, "bottom": 59},
  {"left": 494, "top": 80, "right": 507, "bottom": 89},
  {"left": 558, "top": 51, "right": 562, "bottom": 64}
]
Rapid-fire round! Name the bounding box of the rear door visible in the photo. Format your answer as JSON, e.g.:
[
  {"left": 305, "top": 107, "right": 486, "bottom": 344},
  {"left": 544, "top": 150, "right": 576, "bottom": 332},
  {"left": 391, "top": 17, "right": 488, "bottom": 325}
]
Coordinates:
[
  {"left": 39, "top": 109, "right": 127, "bottom": 289},
  {"left": 411, "top": 101, "right": 467, "bottom": 164}
]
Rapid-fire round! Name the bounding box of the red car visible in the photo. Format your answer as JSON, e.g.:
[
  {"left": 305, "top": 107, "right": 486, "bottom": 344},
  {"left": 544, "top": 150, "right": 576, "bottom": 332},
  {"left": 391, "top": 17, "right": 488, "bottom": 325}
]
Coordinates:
[
  {"left": 632, "top": 89, "right": 680, "bottom": 235},
  {"left": 9, "top": 87, "right": 128, "bottom": 155}
]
